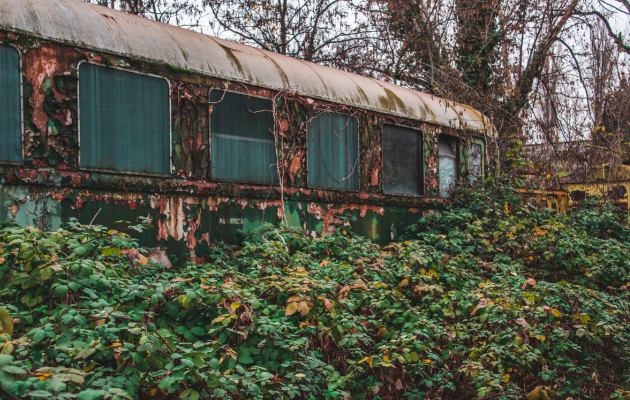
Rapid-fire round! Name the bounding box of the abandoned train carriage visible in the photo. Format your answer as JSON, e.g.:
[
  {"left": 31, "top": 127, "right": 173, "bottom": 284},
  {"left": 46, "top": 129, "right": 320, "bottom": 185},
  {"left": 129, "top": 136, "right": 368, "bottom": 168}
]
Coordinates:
[{"left": 0, "top": 0, "right": 495, "bottom": 264}]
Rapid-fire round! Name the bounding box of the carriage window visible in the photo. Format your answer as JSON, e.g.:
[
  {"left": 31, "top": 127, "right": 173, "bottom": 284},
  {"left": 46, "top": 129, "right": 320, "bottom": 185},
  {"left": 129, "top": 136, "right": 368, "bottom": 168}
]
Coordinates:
[
  {"left": 308, "top": 113, "right": 359, "bottom": 190},
  {"left": 79, "top": 63, "right": 170, "bottom": 175},
  {"left": 0, "top": 45, "right": 22, "bottom": 163},
  {"left": 469, "top": 142, "right": 483, "bottom": 182},
  {"left": 210, "top": 90, "right": 276, "bottom": 183},
  {"left": 439, "top": 136, "right": 457, "bottom": 197},
  {"left": 383, "top": 125, "right": 422, "bottom": 195}
]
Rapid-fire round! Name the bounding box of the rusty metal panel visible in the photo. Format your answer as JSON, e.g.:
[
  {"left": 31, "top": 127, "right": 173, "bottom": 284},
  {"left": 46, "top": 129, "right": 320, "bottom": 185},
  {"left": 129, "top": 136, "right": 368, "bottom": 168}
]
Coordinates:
[
  {"left": 210, "top": 90, "right": 276, "bottom": 183},
  {"left": 383, "top": 125, "right": 423, "bottom": 196},
  {"left": 79, "top": 63, "right": 170, "bottom": 175},
  {"left": 307, "top": 113, "right": 359, "bottom": 190},
  {"left": 0, "top": 0, "right": 495, "bottom": 135},
  {"left": 0, "top": 44, "right": 21, "bottom": 163}
]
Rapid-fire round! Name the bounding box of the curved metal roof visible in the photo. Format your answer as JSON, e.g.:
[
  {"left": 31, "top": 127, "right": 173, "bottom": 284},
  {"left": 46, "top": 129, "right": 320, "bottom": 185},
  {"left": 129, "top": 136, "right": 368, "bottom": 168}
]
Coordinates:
[{"left": 0, "top": 0, "right": 495, "bottom": 135}]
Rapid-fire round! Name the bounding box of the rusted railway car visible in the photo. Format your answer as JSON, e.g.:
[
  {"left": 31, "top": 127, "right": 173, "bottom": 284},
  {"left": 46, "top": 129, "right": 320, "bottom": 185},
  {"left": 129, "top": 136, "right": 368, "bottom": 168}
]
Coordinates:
[{"left": 0, "top": 0, "right": 495, "bottom": 264}]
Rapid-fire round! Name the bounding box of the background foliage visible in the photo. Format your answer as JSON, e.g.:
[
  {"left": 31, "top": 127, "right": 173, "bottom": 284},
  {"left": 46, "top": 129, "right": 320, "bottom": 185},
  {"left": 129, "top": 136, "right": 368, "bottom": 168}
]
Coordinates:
[{"left": 2, "top": 178, "right": 630, "bottom": 399}]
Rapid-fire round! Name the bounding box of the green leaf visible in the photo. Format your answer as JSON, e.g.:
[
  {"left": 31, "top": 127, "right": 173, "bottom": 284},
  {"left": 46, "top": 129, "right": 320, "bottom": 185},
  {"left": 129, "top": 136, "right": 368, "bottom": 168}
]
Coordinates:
[
  {"left": 26, "top": 390, "right": 53, "bottom": 398},
  {"left": 77, "top": 389, "right": 107, "bottom": 400},
  {"left": 48, "top": 379, "right": 67, "bottom": 393},
  {"left": 238, "top": 356, "right": 254, "bottom": 364},
  {"left": 40, "top": 267, "right": 53, "bottom": 280},
  {"left": 193, "top": 355, "right": 204, "bottom": 368},
  {"left": 74, "top": 315, "right": 87, "bottom": 325},
  {"left": 55, "top": 285, "right": 69, "bottom": 297},
  {"left": 33, "top": 330, "right": 47, "bottom": 343},
  {"left": 190, "top": 326, "right": 205, "bottom": 336},
  {"left": 158, "top": 376, "right": 175, "bottom": 390},
  {"left": 27, "top": 390, "right": 53, "bottom": 398},
  {"left": 2, "top": 365, "right": 26, "bottom": 374}
]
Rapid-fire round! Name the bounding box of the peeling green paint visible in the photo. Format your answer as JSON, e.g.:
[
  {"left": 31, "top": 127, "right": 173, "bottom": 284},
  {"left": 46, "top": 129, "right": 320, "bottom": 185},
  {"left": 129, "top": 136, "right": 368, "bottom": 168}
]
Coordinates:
[{"left": 0, "top": 38, "right": 489, "bottom": 266}]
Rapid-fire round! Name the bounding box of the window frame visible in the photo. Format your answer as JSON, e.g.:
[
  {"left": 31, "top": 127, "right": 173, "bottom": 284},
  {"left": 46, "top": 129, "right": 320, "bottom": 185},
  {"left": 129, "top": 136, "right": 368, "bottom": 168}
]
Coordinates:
[
  {"left": 0, "top": 43, "right": 24, "bottom": 165},
  {"left": 77, "top": 60, "right": 172, "bottom": 177},
  {"left": 468, "top": 136, "right": 486, "bottom": 181},
  {"left": 381, "top": 123, "right": 424, "bottom": 197},
  {"left": 207, "top": 88, "right": 277, "bottom": 185},
  {"left": 306, "top": 111, "right": 360, "bottom": 192},
  {"left": 438, "top": 134, "right": 459, "bottom": 198}
]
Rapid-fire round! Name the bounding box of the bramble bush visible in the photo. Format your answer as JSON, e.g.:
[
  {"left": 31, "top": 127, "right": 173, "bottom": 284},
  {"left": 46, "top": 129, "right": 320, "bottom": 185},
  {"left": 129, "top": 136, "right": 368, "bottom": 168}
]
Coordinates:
[{"left": 1, "top": 177, "right": 630, "bottom": 400}]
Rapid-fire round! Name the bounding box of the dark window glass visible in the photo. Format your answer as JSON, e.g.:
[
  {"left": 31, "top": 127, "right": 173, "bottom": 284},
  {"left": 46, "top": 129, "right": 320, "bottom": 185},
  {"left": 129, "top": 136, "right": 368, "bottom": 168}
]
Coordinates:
[
  {"left": 307, "top": 113, "right": 359, "bottom": 190},
  {"left": 607, "top": 185, "right": 627, "bottom": 201},
  {"left": 439, "top": 137, "right": 457, "bottom": 197},
  {"left": 0, "top": 45, "right": 21, "bottom": 163},
  {"left": 383, "top": 125, "right": 422, "bottom": 195},
  {"left": 210, "top": 90, "right": 276, "bottom": 183},
  {"left": 469, "top": 143, "right": 483, "bottom": 182},
  {"left": 570, "top": 190, "right": 586, "bottom": 201},
  {"left": 79, "top": 63, "right": 170, "bottom": 175}
]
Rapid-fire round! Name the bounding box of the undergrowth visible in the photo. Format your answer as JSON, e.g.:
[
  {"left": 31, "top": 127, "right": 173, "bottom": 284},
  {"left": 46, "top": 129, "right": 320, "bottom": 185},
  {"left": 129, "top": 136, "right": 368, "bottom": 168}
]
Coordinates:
[{"left": 1, "top": 178, "right": 630, "bottom": 400}]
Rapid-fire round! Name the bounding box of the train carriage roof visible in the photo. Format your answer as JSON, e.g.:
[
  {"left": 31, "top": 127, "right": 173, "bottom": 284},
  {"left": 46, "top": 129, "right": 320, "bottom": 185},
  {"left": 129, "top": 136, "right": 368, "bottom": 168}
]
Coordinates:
[{"left": 0, "top": 0, "right": 495, "bottom": 135}]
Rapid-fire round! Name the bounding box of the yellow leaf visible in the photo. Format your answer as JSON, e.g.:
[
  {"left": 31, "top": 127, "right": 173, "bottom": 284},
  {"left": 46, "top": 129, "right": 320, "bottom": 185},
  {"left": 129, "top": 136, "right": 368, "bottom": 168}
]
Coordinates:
[
  {"left": 323, "top": 299, "right": 334, "bottom": 312},
  {"left": 411, "top": 352, "right": 420, "bottom": 362},
  {"left": 399, "top": 279, "right": 409, "bottom": 287},
  {"left": 358, "top": 357, "right": 374, "bottom": 367},
  {"left": 285, "top": 302, "right": 298, "bottom": 316},
  {"left": 0, "top": 257, "right": 4, "bottom": 265},
  {"left": 551, "top": 308, "right": 562, "bottom": 318},
  {"left": 319, "top": 260, "right": 331, "bottom": 267},
  {"left": 231, "top": 303, "right": 241, "bottom": 309},
  {"left": 287, "top": 296, "right": 302, "bottom": 303},
  {"left": 377, "top": 327, "right": 387, "bottom": 337},
  {"left": 95, "top": 319, "right": 107, "bottom": 326},
  {"left": 502, "top": 374, "right": 510, "bottom": 382},
  {"left": 83, "top": 360, "right": 96, "bottom": 372},
  {"left": 0, "top": 308, "right": 14, "bottom": 335},
  {"left": 423, "top": 359, "right": 431, "bottom": 363}
]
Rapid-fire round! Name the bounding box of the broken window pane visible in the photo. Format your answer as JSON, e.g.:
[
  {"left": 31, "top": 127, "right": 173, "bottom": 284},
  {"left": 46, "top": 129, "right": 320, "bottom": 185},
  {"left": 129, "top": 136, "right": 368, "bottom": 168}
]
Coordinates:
[
  {"left": 439, "top": 137, "right": 457, "bottom": 197},
  {"left": 79, "top": 63, "right": 170, "bottom": 175},
  {"left": 307, "top": 113, "right": 359, "bottom": 190},
  {"left": 0, "top": 44, "right": 22, "bottom": 163},
  {"left": 469, "top": 143, "right": 483, "bottom": 182},
  {"left": 383, "top": 125, "right": 422, "bottom": 195},
  {"left": 210, "top": 90, "right": 276, "bottom": 184}
]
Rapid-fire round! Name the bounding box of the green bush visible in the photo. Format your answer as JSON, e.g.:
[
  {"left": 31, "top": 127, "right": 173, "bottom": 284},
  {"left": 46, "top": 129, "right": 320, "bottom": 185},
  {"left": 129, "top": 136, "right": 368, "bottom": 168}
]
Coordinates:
[{"left": 1, "top": 178, "right": 630, "bottom": 400}]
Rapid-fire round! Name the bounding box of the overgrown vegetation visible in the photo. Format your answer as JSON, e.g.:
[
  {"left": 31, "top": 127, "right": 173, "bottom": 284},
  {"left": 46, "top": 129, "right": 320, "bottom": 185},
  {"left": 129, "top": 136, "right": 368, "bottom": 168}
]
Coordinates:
[{"left": 2, "top": 178, "right": 630, "bottom": 399}]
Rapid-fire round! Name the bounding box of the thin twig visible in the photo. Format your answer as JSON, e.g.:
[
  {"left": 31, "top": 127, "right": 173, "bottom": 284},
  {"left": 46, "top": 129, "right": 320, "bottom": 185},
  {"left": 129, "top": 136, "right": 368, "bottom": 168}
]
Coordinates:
[{"left": 88, "top": 208, "right": 102, "bottom": 228}]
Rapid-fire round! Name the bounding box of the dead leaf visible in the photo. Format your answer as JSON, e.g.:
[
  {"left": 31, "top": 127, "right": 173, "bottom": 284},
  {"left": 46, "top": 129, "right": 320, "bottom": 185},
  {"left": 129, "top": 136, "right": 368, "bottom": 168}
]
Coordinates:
[
  {"left": 522, "top": 278, "right": 537, "bottom": 290},
  {"left": 515, "top": 318, "right": 529, "bottom": 328},
  {"left": 285, "top": 302, "right": 298, "bottom": 316},
  {"left": 395, "top": 379, "right": 403, "bottom": 390},
  {"left": 297, "top": 301, "right": 310, "bottom": 316}
]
